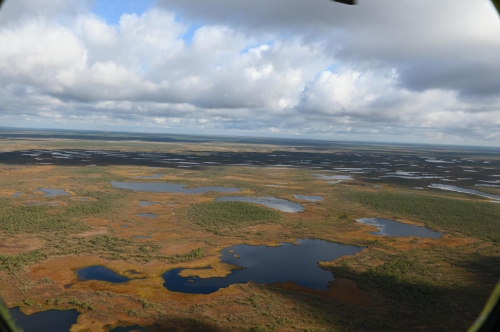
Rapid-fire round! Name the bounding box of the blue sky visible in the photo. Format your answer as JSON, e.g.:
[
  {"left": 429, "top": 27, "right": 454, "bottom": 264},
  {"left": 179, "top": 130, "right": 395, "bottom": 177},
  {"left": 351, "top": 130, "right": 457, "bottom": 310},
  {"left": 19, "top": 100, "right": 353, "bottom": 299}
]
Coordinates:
[
  {"left": 92, "top": 0, "right": 155, "bottom": 24},
  {"left": 91, "top": 0, "right": 201, "bottom": 44}
]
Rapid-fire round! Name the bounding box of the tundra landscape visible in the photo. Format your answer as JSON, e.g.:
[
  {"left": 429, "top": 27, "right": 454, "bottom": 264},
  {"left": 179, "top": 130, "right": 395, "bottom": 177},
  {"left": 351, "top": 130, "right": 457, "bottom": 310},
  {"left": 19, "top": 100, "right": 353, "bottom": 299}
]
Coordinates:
[{"left": 0, "top": 131, "right": 499, "bottom": 332}]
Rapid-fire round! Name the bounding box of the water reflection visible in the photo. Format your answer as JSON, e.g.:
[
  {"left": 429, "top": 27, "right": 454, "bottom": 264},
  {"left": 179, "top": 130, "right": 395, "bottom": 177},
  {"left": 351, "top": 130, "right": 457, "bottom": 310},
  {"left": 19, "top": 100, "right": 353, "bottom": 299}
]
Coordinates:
[
  {"left": 38, "top": 188, "right": 69, "bottom": 197},
  {"left": 293, "top": 195, "right": 323, "bottom": 201},
  {"left": 112, "top": 182, "right": 239, "bottom": 194},
  {"left": 357, "top": 218, "right": 442, "bottom": 238},
  {"left": 136, "top": 214, "right": 158, "bottom": 218},
  {"left": 215, "top": 196, "right": 304, "bottom": 212},
  {"left": 429, "top": 183, "right": 500, "bottom": 201}
]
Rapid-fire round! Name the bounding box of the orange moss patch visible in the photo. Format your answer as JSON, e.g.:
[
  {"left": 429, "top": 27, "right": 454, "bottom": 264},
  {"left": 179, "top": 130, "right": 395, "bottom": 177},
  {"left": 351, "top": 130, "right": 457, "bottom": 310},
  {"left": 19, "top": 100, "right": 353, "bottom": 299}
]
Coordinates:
[
  {"left": 161, "top": 242, "right": 204, "bottom": 256},
  {"left": 178, "top": 263, "right": 243, "bottom": 279},
  {"left": 0, "top": 237, "right": 43, "bottom": 254}
]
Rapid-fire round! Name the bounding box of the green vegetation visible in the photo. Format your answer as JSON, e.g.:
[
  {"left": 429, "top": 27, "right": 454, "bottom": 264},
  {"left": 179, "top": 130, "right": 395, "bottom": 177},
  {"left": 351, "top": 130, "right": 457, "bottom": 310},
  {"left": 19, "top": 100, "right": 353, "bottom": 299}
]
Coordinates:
[
  {"left": 359, "top": 253, "right": 441, "bottom": 305},
  {"left": 51, "top": 235, "right": 205, "bottom": 263},
  {"left": 0, "top": 235, "right": 204, "bottom": 272},
  {"left": 344, "top": 190, "right": 500, "bottom": 241},
  {"left": 138, "top": 298, "right": 156, "bottom": 309},
  {"left": 0, "top": 203, "right": 87, "bottom": 234},
  {"left": 0, "top": 191, "right": 124, "bottom": 235},
  {"left": 65, "top": 191, "right": 124, "bottom": 217},
  {"left": 187, "top": 201, "right": 280, "bottom": 228},
  {"left": 0, "top": 250, "right": 48, "bottom": 272},
  {"left": 126, "top": 308, "right": 141, "bottom": 317},
  {"left": 67, "top": 298, "right": 94, "bottom": 311},
  {"left": 332, "top": 247, "right": 500, "bottom": 331},
  {"left": 45, "top": 297, "right": 94, "bottom": 310}
]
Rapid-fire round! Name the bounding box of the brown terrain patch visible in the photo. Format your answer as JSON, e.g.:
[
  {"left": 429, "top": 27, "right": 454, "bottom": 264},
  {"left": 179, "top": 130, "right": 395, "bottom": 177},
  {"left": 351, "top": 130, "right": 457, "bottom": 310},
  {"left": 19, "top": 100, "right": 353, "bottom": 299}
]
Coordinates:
[
  {"left": 0, "top": 237, "right": 43, "bottom": 255},
  {"left": 178, "top": 263, "right": 243, "bottom": 278},
  {"left": 273, "top": 278, "right": 377, "bottom": 308},
  {"left": 161, "top": 242, "right": 204, "bottom": 256}
]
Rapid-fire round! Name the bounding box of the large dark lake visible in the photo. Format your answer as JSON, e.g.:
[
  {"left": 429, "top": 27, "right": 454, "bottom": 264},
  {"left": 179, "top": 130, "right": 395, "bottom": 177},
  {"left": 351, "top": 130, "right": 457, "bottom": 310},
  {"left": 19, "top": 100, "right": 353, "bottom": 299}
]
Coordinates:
[
  {"left": 162, "top": 239, "right": 363, "bottom": 294},
  {"left": 9, "top": 307, "right": 80, "bottom": 332}
]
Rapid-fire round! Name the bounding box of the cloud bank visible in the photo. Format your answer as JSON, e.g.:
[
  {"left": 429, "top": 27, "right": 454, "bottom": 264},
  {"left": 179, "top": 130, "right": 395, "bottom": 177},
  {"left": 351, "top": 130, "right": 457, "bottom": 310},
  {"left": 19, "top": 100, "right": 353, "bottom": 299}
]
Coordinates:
[{"left": 0, "top": 0, "right": 499, "bottom": 145}]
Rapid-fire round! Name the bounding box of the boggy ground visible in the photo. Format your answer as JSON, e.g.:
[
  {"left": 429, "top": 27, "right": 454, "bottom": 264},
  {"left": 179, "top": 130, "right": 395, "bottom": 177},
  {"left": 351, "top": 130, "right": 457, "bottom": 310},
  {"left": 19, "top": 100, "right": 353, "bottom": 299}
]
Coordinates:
[{"left": 0, "top": 139, "right": 499, "bottom": 332}]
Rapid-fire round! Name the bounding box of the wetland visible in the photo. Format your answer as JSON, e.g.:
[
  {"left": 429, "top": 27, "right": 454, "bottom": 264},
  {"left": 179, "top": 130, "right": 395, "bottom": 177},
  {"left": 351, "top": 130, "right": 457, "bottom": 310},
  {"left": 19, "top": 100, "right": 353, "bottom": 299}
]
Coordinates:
[{"left": 1, "top": 132, "right": 499, "bottom": 332}]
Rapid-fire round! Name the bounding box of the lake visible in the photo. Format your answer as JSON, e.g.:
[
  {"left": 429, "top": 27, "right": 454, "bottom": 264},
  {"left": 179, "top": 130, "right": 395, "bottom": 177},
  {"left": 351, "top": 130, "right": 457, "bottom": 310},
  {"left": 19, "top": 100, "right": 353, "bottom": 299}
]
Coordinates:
[
  {"left": 38, "top": 188, "right": 70, "bottom": 197},
  {"left": 136, "top": 213, "right": 158, "bottom": 218},
  {"left": 429, "top": 183, "right": 500, "bottom": 201},
  {"left": 77, "top": 266, "right": 130, "bottom": 283},
  {"left": 9, "top": 307, "right": 80, "bottom": 332},
  {"left": 112, "top": 182, "right": 239, "bottom": 194},
  {"left": 162, "top": 239, "right": 363, "bottom": 294},
  {"left": 357, "top": 218, "right": 442, "bottom": 238},
  {"left": 293, "top": 195, "right": 323, "bottom": 201},
  {"left": 215, "top": 196, "right": 304, "bottom": 212}
]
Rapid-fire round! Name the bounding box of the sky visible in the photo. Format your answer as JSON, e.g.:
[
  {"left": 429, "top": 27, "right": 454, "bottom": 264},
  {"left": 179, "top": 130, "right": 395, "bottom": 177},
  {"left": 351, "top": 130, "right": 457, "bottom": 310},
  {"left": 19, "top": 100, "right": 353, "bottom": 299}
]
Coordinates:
[{"left": 0, "top": 0, "right": 499, "bottom": 146}]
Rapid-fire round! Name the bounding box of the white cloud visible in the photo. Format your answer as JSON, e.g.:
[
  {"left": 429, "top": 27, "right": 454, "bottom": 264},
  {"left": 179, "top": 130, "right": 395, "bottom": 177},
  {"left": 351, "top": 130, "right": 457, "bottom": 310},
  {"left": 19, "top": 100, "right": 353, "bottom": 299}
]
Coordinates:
[{"left": 0, "top": 0, "right": 499, "bottom": 145}]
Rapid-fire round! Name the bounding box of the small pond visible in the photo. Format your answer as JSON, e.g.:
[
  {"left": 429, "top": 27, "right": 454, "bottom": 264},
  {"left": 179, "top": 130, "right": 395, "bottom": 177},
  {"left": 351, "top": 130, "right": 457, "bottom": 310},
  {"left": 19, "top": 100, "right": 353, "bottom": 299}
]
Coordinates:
[
  {"left": 77, "top": 266, "right": 130, "bottom": 283},
  {"left": 162, "top": 239, "right": 363, "bottom": 294},
  {"left": 11, "top": 192, "right": 22, "bottom": 198},
  {"left": 132, "top": 235, "right": 152, "bottom": 239},
  {"left": 215, "top": 196, "right": 304, "bottom": 212},
  {"left": 138, "top": 201, "right": 159, "bottom": 206},
  {"left": 293, "top": 195, "right": 323, "bottom": 201},
  {"left": 429, "top": 183, "right": 500, "bottom": 201},
  {"left": 136, "top": 213, "right": 158, "bottom": 218},
  {"left": 357, "top": 218, "right": 442, "bottom": 238},
  {"left": 38, "top": 188, "right": 69, "bottom": 197},
  {"left": 112, "top": 182, "right": 240, "bottom": 194},
  {"left": 9, "top": 307, "right": 80, "bottom": 332}
]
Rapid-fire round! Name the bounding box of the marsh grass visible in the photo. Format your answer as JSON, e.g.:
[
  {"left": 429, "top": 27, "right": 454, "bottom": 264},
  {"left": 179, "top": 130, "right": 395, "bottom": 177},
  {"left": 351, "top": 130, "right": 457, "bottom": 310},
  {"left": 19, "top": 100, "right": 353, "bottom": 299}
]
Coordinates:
[
  {"left": 51, "top": 235, "right": 204, "bottom": 263},
  {"left": 187, "top": 201, "right": 280, "bottom": 228},
  {"left": 0, "top": 191, "right": 124, "bottom": 234},
  {"left": 331, "top": 245, "right": 500, "bottom": 331},
  {"left": 0, "top": 250, "right": 48, "bottom": 272},
  {"left": 0, "top": 235, "right": 204, "bottom": 272}
]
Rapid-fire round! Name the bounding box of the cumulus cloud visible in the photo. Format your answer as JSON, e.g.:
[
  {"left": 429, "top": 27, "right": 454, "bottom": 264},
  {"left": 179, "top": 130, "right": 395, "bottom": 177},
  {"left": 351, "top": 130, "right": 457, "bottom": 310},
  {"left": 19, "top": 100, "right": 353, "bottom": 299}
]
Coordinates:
[{"left": 0, "top": 0, "right": 499, "bottom": 145}]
